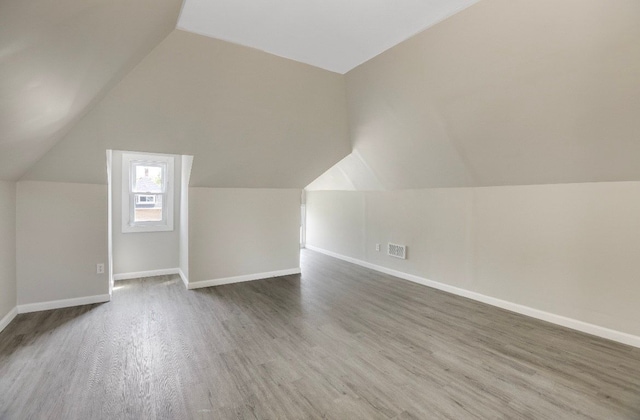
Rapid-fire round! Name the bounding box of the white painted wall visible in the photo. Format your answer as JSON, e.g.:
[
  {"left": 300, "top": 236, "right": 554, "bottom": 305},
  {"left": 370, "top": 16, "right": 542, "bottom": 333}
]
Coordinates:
[
  {"left": 306, "top": 182, "right": 640, "bottom": 338},
  {"left": 0, "top": 181, "right": 17, "bottom": 322},
  {"left": 306, "top": 191, "right": 366, "bottom": 260},
  {"left": 189, "top": 188, "right": 301, "bottom": 284},
  {"left": 106, "top": 150, "right": 114, "bottom": 294},
  {"left": 16, "top": 181, "right": 109, "bottom": 305},
  {"left": 472, "top": 183, "right": 640, "bottom": 335},
  {"left": 111, "top": 151, "right": 181, "bottom": 275},
  {"left": 179, "top": 156, "right": 194, "bottom": 281}
]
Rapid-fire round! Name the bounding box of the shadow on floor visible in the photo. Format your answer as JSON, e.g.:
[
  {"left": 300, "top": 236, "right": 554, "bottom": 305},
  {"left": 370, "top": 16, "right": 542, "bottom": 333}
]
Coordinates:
[{"left": 0, "top": 302, "right": 106, "bottom": 359}]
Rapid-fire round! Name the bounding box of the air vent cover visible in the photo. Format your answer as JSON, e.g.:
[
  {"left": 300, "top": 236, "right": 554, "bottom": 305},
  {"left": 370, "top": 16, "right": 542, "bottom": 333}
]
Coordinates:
[{"left": 388, "top": 243, "right": 406, "bottom": 259}]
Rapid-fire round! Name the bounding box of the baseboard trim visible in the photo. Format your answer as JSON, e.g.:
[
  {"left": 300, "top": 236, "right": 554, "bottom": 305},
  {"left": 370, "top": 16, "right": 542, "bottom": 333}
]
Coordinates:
[
  {"left": 188, "top": 268, "right": 301, "bottom": 290},
  {"left": 306, "top": 245, "right": 640, "bottom": 349},
  {"left": 114, "top": 268, "right": 180, "bottom": 281},
  {"left": 17, "top": 294, "right": 111, "bottom": 314},
  {"left": 178, "top": 268, "right": 189, "bottom": 289},
  {"left": 0, "top": 307, "right": 18, "bottom": 333}
]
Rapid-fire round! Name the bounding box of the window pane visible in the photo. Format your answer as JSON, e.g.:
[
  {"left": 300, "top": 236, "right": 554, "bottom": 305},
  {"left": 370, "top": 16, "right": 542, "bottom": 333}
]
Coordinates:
[
  {"left": 133, "top": 164, "right": 164, "bottom": 193},
  {"left": 134, "top": 194, "right": 163, "bottom": 222}
]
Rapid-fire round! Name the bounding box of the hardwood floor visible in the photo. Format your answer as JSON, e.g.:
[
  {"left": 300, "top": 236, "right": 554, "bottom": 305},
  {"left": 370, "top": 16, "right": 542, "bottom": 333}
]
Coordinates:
[{"left": 1, "top": 249, "right": 639, "bottom": 419}]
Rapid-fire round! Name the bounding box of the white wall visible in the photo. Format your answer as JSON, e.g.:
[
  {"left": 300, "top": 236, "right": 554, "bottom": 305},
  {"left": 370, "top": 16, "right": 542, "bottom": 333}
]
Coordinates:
[
  {"left": 111, "top": 151, "right": 181, "bottom": 275},
  {"left": 306, "top": 191, "right": 366, "bottom": 260},
  {"left": 0, "top": 181, "right": 17, "bottom": 322},
  {"left": 472, "top": 183, "right": 640, "bottom": 335},
  {"left": 17, "top": 181, "right": 109, "bottom": 305},
  {"left": 306, "top": 182, "right": 640, "bottom": 338},
  {"left": 179, "top": 156, "right": 194, "bottom": 281},
  {"left": 189, "top": 188, "right": 301, "bottom": 284}
]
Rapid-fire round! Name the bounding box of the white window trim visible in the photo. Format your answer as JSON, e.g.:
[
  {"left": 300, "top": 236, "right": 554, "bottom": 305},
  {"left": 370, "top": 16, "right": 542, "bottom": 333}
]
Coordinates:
[{"left": 122, "top": 153, "right": 174, "bottom": 233}]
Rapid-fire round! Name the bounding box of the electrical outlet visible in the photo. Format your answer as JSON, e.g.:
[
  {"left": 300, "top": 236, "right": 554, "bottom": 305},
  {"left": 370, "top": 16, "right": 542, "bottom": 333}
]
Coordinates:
[
  {"left": 375, "top": 243, "right": 381, "bottom": 252},
  {"left": 97, "top": 263, "right": 105, "bottom": 274}
]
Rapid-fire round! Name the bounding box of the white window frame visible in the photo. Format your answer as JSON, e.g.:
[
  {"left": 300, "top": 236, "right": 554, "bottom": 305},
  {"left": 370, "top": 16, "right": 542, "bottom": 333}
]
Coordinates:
[{"left": 122, "top": 153, "right": 174, "bottom": 233}]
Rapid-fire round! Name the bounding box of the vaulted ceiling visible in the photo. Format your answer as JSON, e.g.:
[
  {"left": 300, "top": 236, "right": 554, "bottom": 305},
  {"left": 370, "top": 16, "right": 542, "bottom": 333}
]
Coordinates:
[
  {"left": 309, "top": 0, "right": 640, "bottom": 190},
  {"left": 0, "top": 0, "right": 183, "bottom": 181},
  {"left": 3, "top": 0, "right": 640, "bottom": 190},
  {"left": 23, "top": 30, "right": 350, "bottom": 188},
  {"left": 1, "top": 0, "right": 481, "bottom": 185}
]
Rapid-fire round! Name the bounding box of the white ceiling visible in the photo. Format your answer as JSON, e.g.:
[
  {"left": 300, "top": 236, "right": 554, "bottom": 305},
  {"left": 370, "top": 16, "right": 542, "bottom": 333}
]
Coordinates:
[{"left": 177, "top": 0, "right": 481, "bottom": 74}]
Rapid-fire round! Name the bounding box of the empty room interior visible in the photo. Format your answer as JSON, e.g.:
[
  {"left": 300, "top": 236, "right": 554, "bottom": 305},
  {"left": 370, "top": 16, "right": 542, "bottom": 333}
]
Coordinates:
[{"left": 1, "top": 0, "right": 640, "bottom": 418}]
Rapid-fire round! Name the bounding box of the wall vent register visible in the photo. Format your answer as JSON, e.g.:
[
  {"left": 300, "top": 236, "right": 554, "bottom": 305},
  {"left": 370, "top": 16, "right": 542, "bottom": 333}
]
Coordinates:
[{"left": 388, "top": 243, "right": 406, "bottom": 259}]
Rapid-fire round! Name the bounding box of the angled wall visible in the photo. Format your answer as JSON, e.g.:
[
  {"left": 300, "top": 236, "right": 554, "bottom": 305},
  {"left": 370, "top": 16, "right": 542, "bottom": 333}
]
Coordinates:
[
  {"left": 0, "top": 0, "right": 183, "bottom": 181},
  {"left": 24, "top": 30, "right": 351, "bottom": 188},
  {"left": 342, "top": 0, "right": 640, "bottom": 190}
]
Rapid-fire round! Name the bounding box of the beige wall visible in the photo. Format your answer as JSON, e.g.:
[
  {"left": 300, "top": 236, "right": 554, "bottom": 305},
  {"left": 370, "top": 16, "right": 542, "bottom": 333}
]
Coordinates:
[
  {"left": 0, "top": 0, "right": 182, "bottom": 181},
  {"left": 0, "top": 182, "right": 17, "bottom": 320},
  {"left": 189, "top": 188, "right": 300, "bottom": 283},
  {"left": 341, "top": 0, "right": 640, "bottom": 190},
  {"left": 111, "top": 151, "right": 181, "bottom": 275},
  {"left": 306, "top": 191, "right": 366, "bottom": 260},
  {"left": 17, "top": 181, "right": 109, "bottom": 305},
  {"left": 472, "top": 183, "right": 640, "bottom": 332},
  {"left": 306, "top": 181, "right": 640, "bottom": 337},
  {"left": 24, "top": 30, "right": 351, "bottom": 189}
]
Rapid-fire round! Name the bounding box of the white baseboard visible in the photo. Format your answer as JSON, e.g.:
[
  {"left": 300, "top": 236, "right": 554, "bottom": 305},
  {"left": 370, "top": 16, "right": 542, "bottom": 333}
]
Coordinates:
[
  {"left": 0, "top": 307, "right": 18, "bottom": 333},
  {"left": 305, "top": 245, "right": 640, "bottom": 349},
  {"left": 178, "top": 268, "right": 189, "bottom": 289},
  {"left": 113, "top": 268, "right": 180, "bottom": 281},
  {"left": 188, "top": 268, "right": 301, "bottom": 290},
  {"left": 17, "top": 294, "right": 111, "bottom": 314}
]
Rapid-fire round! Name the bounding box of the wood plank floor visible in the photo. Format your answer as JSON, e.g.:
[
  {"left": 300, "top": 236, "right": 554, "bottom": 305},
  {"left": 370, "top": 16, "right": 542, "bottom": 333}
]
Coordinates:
[{"left": 1, "top": 249, "right": 639, "bottom": 419}]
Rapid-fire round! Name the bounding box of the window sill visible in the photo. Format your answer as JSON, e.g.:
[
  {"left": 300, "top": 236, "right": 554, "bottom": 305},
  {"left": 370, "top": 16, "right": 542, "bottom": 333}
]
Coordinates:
[{"left": 122, "top": 223, "right": 174, "bottom": 234}]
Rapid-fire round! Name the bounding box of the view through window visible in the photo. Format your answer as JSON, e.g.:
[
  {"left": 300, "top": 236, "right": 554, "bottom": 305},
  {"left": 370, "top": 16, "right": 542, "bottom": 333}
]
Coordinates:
[{"left": 131, "top": 163, "right": 165, "bottom": 223}]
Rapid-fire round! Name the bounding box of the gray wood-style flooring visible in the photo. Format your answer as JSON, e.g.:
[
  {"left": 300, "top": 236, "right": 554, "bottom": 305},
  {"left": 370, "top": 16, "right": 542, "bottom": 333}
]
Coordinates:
[{"left": 1, "top": 250, "right": 639, "bottom": 419}]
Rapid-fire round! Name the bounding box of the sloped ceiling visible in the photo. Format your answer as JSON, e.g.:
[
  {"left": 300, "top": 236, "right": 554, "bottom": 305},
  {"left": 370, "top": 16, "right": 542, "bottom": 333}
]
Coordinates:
[
  {"left": 7, "top": 0, "right": 640, "bottom": 190},
  {"left": 306, "top": 152, "right": 384, "bottom": 191},
  {"left": 0, "top": 0, "right": 183, "bottom": 181},
  {"left": 24, "top": 30, "right": 351, "bottom": 188},
  {"left": 350, "top": 0, "right": 640, "bottom": 189},
  {"left": 177, "top": 0, "right": 480, "bottom": 74},
  {"left": 310, "top": 0, "right": 640, "bottom": 190}
]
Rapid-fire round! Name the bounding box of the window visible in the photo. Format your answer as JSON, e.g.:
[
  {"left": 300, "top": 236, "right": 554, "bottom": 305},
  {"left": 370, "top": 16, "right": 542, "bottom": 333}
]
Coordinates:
[{"left": 122, "top": 153, "right": 174, "bottom": 233}]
